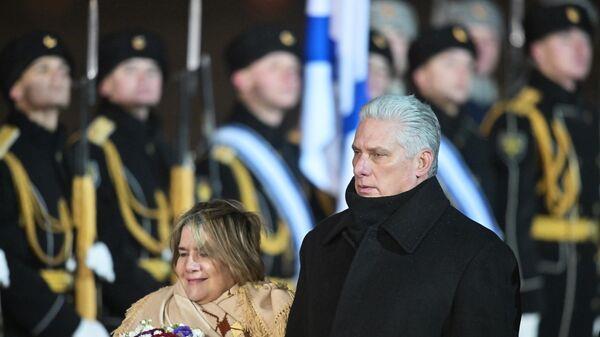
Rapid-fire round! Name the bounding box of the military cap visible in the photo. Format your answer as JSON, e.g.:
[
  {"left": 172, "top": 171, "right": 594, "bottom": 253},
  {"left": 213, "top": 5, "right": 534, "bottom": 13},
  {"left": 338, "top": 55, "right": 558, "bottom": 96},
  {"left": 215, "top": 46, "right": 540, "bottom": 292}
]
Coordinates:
[
  {"left": 408, "top": 25, "right": 476, "bottom": 75},
  {"left": 98, "top": 30, "right": 168, "bottom": 84},
  {"left": 369, "top": 30, "right": 394, "bottom": 72},
  {"left": 0, "top": 31, "right": 74, "bottom": 103},
  {"left": 435, "top": 0, "right": 505, "bottom": 38},
  {"left": 524, "top": 4, "right": 594, "bottom": 50},
  {"left": 370, "top": 0, "right": 419, "bottom": 41},
  {"left": 225, "top": 25, "right": 301, "bottom": 74}
]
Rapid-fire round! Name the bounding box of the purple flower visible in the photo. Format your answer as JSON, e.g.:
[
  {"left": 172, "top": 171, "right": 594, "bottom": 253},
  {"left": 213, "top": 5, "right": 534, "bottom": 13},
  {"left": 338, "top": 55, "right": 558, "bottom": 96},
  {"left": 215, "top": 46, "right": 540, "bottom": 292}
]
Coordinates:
[{"left": 173, "top": 325, "right": 193, "bottom": 337}]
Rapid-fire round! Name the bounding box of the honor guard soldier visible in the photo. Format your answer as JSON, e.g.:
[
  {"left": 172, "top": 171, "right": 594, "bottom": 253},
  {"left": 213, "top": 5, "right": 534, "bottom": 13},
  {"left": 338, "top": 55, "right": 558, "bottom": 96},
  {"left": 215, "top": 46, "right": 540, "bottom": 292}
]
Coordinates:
[
  {"left": 196, "top": 25, "right": 332, "bottom": 284},
  {"left": 0, "top": 31, "right": 111, "bottom": 337},
  {"left": 369, "top": 0, "right": 419, "bottom": 95},
  {"left": 481, "top": 4, "right": 597, "bottom": 336},
  {"left": 433, "top": 0, "right": 504, "bottom": 124},
  {"left": 409, "top": 25, "right": 495, "bottom": 200},
  {"left": 368, "top": 30, "right": 395, "bottom": 99},
  {"left": 75, "top": 30, "right": 174, "bottom": 321}
]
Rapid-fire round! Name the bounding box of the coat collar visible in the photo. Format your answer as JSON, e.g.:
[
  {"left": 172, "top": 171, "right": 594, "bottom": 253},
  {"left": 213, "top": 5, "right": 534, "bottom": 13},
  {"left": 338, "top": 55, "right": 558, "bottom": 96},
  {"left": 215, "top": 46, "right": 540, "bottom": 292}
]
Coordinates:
[{"left": 322, "top": 177, "right": 450, "bottom": 254}]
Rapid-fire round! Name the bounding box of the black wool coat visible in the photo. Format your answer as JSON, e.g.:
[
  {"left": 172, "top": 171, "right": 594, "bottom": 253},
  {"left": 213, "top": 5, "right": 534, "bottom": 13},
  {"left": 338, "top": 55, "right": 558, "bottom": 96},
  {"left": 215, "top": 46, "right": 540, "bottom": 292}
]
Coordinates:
[{"left": 286, "top": 178, "right": 521, "bottom": 337}]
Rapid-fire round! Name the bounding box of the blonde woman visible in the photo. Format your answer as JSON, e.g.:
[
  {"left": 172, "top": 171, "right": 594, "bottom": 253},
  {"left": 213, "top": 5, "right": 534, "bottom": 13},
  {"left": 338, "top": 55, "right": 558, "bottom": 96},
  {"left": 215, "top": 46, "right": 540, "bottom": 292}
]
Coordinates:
[{"left": 114, "top": 200, "right": 293, "bottom": 337}]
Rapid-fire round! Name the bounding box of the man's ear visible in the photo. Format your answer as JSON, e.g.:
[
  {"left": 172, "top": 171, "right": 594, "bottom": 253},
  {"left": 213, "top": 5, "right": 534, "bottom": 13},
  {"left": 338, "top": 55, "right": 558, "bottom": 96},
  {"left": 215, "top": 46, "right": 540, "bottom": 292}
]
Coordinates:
[
  {"left": 9, "top": 81, "right": 23, "bottom": 104},
  {"left": 412, "top": 67, "right": 426, "bottom": 92},
  {"left": 231, "top": 69, "right": 251, "bottom": 93},
  {"left": 98, "top": 77, "right": 112, "bottom": 99},
  {"left": 415, "top": 149, "right": 433, "bottom": 178},
  {"left": 529, "top": 41, "right": 545, "bottom": 66}
]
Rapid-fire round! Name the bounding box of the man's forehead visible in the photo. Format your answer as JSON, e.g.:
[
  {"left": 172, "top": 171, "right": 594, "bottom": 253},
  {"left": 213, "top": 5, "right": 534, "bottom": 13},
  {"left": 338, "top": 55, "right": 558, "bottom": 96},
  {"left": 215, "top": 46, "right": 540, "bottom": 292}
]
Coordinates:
[
  {"left": 354, "top": 118, "right": 401, "bottom": 146},
  {"left": 29, "top": 55, "right": 69, "bottom": 67}
]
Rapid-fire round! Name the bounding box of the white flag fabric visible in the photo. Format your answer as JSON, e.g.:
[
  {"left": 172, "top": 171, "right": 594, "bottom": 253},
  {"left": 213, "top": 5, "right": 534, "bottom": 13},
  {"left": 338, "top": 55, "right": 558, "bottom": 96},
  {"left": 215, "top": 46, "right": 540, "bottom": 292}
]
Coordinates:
[{"left": 301, "top": 0, "right": 370, "bottom": 210}]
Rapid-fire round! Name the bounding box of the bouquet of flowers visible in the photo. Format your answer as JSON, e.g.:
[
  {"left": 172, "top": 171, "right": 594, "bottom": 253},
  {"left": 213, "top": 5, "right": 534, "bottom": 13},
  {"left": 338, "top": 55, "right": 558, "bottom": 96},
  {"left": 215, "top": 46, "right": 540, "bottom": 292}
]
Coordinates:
[{"left": 119, "top": 320, "right": 205, "bottom": 337}]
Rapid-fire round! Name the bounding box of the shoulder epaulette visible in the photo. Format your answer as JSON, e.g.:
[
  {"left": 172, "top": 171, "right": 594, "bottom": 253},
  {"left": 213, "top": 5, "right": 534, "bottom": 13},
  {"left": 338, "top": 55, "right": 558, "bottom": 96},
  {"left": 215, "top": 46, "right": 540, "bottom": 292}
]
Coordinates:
[
  {"left": 506, "top": 86, "right": 542, "bottom": 117},
  {"left": 87, "top": 116, "right": 115, "bottom": 146},
  {"left": 0, "top": 125, "right": 20, "bottom": 159},
  {"left": 480, "top": 86, "right": 542, "bottom": 137}
]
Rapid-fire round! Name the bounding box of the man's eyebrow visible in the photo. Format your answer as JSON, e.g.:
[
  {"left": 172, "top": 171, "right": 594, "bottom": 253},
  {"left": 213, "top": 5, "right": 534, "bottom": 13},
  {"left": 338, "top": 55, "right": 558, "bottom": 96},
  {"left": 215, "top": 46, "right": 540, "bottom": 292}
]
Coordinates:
[{"left": 366, "top": 146, "right": 390, "bottom": 153}]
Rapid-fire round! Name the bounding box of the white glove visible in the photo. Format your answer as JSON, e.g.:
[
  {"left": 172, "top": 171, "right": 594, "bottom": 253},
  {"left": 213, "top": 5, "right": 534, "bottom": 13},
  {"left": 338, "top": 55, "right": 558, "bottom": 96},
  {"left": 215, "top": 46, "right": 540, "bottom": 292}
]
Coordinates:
[
  {"left": 85, "top": 242, "right": 115, "bottom": 283},
  {"left": 73, "top": 319, "right": 110, "bottom": 337},
  {"left": 0, "top": 249, "right": 9, "bottom": 288},
  {"left": 519, "top": 313, "right": 540, "bottom": 337},
  {"left": 161, "top": 248, "right": 173, "bottom": 262}
]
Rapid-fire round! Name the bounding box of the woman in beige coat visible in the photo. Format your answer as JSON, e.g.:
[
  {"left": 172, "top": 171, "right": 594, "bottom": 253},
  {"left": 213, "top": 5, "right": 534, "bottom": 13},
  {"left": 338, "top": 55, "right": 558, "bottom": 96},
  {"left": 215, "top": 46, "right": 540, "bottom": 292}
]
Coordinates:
[{"left": 113, "top": 200, "right": 294, "bottom": 337}]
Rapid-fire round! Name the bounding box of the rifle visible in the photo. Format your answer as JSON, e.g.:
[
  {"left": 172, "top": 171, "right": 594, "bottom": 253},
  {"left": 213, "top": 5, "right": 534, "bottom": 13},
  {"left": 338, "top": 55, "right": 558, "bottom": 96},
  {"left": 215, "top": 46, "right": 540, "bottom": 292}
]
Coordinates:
[
  {"left": 72, "top": 0, "right": 98, "bottom": 319},
  {"left": 170, "top": 0, "right": 202, "bottom": 217}
]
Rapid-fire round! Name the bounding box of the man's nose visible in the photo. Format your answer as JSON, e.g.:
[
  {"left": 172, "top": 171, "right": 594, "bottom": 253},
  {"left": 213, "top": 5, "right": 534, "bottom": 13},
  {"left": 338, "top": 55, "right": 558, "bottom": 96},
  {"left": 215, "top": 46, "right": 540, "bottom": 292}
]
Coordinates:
[{"left": 353, "top": 154, "right": 370, "bottom": 176}]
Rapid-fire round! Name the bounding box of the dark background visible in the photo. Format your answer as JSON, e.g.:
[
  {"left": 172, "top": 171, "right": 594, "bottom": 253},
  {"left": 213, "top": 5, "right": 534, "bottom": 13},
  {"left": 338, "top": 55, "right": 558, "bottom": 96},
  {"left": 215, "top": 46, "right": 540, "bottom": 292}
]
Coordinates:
[{"left": 0, "top": 0, "right": 598, "bottom": 148}]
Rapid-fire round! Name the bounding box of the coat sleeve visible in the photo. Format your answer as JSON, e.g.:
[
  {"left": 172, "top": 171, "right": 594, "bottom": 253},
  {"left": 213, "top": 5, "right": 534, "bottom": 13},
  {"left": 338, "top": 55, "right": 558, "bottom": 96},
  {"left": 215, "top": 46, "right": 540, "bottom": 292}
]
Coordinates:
[
  {"left": 446, "top": 240, "right": 522, "bottom": 337},
  {"left": 0, "top": 162, "right": 81, "bottom": 337},
  {"left": 284, "top": 232, "right": 311, "bottom": 337}
]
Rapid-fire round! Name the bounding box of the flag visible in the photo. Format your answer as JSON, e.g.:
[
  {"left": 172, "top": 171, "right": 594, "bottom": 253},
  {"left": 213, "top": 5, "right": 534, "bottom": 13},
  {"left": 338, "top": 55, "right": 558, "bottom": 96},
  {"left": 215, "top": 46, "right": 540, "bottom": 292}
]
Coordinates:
[
  {"left": 437, "top": 137, "right": 503, "bottom": 238},
  {"left": 300, "top": 0, "right": 370, "bottom": 210}
]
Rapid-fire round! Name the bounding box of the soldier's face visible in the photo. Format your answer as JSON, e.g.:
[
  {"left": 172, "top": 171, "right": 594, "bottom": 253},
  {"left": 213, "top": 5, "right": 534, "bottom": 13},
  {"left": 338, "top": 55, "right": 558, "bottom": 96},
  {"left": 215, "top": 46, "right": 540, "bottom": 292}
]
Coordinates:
[
  {"left": 468, "top": 25, "right": 501, "bottom": 76},
  {"left": 532, "top": 28, "right": 592, "bottom": 85},
  {"left": 10, "top": 56, "right": 71, "bottom": 111},
  {"left": 380, "top": 28, "right": 410, "bottom": 76},
  {"left": 175, "top": 226, "right": 236, "bottom": 304},
  {"left": 368, "top": 54, "right": 393, "bottom": 98},
  {"left": 242, "top": 51, "right": 301, "bottom": 111},
  {"left": 352, "top": 118, "right": 422, "bottom": 197},
  {"left": 100, "top": 57, "right": 163, "bottom": 108},
  {"left": 414, "top": 48, "right": 474, "bottom": 107}
]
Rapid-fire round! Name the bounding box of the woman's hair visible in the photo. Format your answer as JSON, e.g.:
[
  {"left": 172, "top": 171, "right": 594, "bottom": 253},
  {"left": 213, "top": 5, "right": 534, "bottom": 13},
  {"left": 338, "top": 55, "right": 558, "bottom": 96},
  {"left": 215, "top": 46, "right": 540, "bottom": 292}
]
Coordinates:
[{"left": 170, "top": 199, "right": 265, "bottom": 284}]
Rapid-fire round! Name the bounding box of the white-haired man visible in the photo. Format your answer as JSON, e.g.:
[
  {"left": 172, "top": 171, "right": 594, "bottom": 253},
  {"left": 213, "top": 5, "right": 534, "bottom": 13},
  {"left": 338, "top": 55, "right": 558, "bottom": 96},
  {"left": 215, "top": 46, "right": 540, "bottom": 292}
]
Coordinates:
[{"left": 286, "top": 95, "right": 521, "bottom": 337}]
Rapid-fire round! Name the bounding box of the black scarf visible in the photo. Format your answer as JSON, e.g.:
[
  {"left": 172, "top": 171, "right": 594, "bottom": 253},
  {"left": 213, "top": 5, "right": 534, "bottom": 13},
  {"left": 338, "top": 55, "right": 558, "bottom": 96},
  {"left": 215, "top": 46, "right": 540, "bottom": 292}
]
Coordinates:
[{"left": 344, "top": 177, "right": 428, "bottom": 245}]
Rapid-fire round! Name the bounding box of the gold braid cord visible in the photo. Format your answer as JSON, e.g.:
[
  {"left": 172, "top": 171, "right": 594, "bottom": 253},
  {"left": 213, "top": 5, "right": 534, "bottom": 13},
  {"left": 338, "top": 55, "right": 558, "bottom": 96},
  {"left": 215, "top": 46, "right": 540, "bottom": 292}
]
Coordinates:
[
  {"left": 212, "top": 146, "right": 291, "bottom": 256},
  {"left": 507, "top": 88, "right": 581, "bottom": 217},
  {"left": 101, "top": 140, "right": 171, "bottom": 255},
  {"left": 2, "top": 152, "right": 73, "bottom": 266}
]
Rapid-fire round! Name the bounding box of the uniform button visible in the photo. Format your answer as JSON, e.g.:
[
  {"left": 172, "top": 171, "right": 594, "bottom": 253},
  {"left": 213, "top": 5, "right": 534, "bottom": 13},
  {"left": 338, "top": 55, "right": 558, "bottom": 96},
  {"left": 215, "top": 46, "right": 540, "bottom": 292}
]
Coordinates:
[{"left": 145, "top": 143, "right": 155, "bottom": 155}]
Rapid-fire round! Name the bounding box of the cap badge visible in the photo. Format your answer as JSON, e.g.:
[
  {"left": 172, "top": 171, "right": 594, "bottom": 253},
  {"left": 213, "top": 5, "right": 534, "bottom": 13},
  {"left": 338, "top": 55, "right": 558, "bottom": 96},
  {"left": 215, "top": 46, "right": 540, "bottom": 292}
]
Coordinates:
[
  {"left": 372, "top": 34, "right": 387, "bottom": 49},
  {"left": 131, "top": 35, "right": 146, "bottom": 51},
  {"left": 566, "top": 7, "right": 580, "bottom": 24},
  {"left": 472, "top": 3, "right": 488, "bottom": 20},
  {"left": 452, "top": 27, "right": 468, "bottom": 43},
  {"left": 43, "top": 35, "right": 57, "bottom": 49},
  {"left": 279, "top": 30, "right": 296, "bottom": 47}
]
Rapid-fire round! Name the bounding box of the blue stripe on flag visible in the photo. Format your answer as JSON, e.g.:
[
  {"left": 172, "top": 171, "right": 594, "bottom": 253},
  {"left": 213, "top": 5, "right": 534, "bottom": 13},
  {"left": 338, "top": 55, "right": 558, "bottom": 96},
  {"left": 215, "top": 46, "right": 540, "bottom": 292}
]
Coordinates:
[
  {"left": 342, "top": 80, "right": 368, "bottom": 134},
  {"left": 305, "top": 16, "right": 331, "bottom": 62}
]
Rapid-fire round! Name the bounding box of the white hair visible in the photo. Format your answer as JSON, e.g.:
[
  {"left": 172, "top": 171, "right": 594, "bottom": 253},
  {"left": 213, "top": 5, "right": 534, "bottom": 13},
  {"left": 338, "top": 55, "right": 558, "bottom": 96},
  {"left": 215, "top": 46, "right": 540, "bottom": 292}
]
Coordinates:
[{"left": 359, "top": 94, "right": 441, "bottom": 176}]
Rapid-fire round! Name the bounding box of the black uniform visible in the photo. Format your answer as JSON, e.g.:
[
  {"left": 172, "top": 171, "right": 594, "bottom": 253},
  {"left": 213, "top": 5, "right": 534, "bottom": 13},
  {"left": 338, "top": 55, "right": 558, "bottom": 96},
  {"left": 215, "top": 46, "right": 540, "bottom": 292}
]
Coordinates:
[
  {"left": 408, "top": 26, "right": 495, "bottom": 201},
  {"left": 418, "top": 97, "right": 495, "bottom": 200},
  {"left": 197, "top": 103, "right": 333, "bottom": 280},
  {"left": 483, "top": 70, "right": 597, "bottom": 336},
  {"left": 77, "top": 102, "right": 173, "bottom": 321},
  {"left": 0, "top": 112, "right": 80, "bottom": 337}
]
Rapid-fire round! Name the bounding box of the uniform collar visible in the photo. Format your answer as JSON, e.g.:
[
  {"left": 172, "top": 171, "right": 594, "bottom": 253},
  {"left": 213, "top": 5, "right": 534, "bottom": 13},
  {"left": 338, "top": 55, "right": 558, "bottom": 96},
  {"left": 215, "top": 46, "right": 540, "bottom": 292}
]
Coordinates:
[
  {"left": 229, "top": 102, "right": 287, "bottom": 148},
  {"left": 6, "top": 110, "right": 65, "bottom": 152},
  {"left": 98, "top": 101, "right": 161, "bottom": 142},
  {"left": 322, "top": 177, "right": 450, "bottom": 253},
  {"left": 529, "top": 70, "right": 580, "bottom": 112}
]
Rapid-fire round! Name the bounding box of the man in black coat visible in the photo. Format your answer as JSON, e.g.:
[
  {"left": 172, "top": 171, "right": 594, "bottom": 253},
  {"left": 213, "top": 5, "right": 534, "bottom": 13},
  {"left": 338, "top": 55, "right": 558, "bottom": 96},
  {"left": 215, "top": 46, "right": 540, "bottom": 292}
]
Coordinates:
[{"left": 285, "top": 95, "right": 521, "bottom": 337}]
